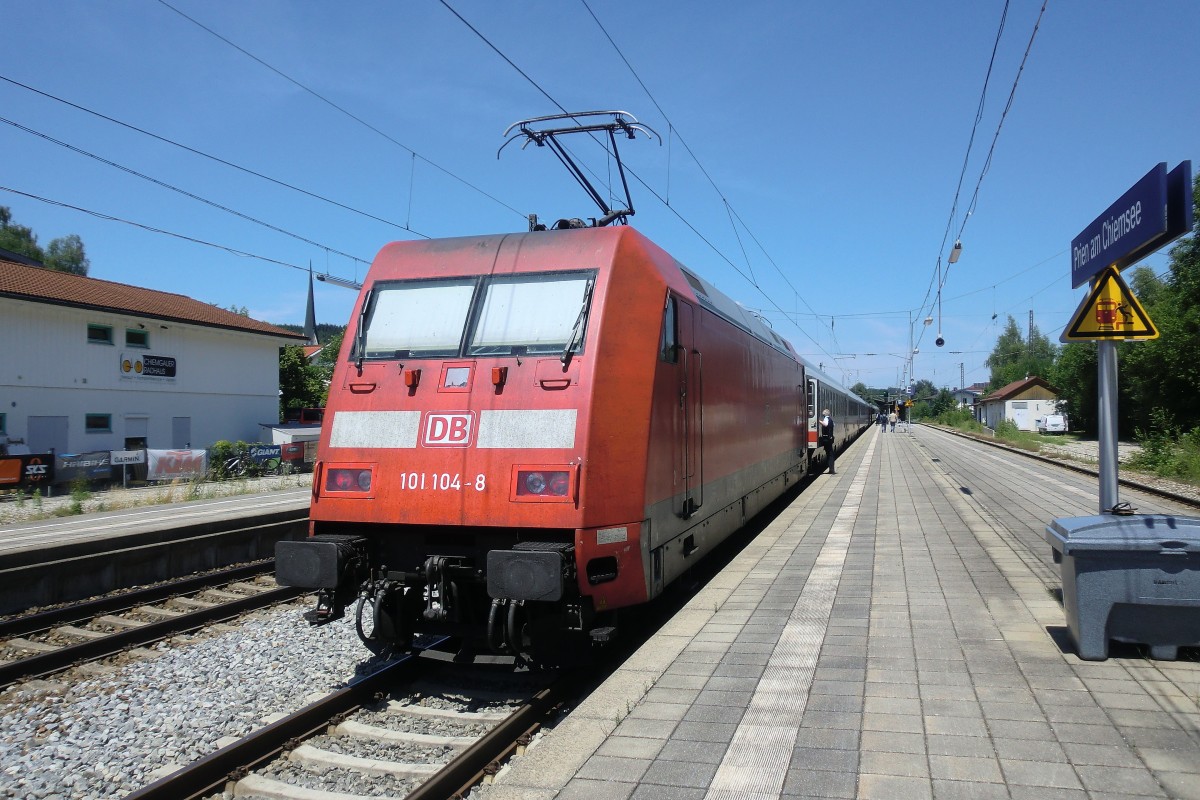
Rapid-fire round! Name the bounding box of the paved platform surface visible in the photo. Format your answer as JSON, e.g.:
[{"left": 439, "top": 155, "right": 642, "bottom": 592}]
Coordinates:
[
  {"left": 0, "top": 486, "right": 308, "bottom": 562},
  {"left": 483, "top": 424, "right": 1200, "bottom": 800}
]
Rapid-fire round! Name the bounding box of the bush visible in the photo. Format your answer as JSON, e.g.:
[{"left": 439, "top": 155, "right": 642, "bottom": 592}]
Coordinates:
[
  {"left": 207, "top": 440, "right": 264, "bottom": 481},
  {"left": 1127, "top": 408, "right": 1200, "bottom": 482}
]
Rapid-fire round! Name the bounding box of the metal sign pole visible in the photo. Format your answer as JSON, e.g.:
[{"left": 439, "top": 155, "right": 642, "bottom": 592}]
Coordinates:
[{"left": 1097, "top": 339, "right": 1119, "bottom": 513}]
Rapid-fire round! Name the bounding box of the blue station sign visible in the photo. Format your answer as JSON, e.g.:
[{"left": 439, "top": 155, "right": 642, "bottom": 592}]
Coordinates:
[{"left": 1071, "top": 164, "right": 1168, "bottom": 288}]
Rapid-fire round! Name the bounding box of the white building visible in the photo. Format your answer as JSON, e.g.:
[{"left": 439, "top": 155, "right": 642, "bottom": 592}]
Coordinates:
[
  {"left": 0, "top": 259, "right": 306, "bottom": 455},
  {"left": 977, "top": 376, "right": 1063, "bottom": 432}
]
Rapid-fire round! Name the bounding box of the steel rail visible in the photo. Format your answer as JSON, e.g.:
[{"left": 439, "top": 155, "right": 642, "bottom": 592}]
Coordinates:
[
  {"left": 123, "top": 651, "right": 428, "bottom": 800},
  {"left": 0, "top": 585, "right": 306, "bottom": 686}
]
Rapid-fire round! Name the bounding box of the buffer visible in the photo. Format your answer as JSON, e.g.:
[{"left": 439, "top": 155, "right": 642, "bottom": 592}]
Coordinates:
[{"left": 1061, "top": 265, "right": 1158, "bottom": 342}]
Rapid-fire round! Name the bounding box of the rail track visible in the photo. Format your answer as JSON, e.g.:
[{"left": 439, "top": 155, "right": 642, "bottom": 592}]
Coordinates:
[
  {"left": 0, "top": 561, "right": 305, "bottom": 687},
  {"left": 927, "top": 423, "right": 1200, "bottom": 510},
  {"left": 123, "top": 644, "right": 572, "bottom": 800}
]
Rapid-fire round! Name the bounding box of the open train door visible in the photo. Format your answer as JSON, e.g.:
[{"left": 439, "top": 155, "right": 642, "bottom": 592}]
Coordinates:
[{"left": 676, "top": 300, "right": 703, "bottom": 518}]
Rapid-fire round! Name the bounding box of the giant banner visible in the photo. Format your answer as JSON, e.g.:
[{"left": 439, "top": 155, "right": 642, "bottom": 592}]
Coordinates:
[{"left": 146, "top": 449, "right": 207, "bottom": 481}]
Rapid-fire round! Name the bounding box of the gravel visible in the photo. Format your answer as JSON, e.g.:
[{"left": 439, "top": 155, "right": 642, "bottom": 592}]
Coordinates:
[{"left": 0, "top": 604, "right": 379, "bottom": 799}]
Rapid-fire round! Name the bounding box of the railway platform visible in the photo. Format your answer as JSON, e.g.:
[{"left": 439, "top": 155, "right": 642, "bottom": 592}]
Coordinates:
[
  {"left": 483, "top": 425, "right": 1200, "bottom": 800},
  {"left": 0, "top": 485, "right": 309, "bottom": 613}
]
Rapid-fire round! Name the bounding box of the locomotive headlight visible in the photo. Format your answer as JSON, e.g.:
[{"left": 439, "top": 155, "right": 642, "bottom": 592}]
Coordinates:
[
  {"left": 325, "top": 467, "right": 373, "bottom": 493},
  {"left": 524, "top": 471, "right": 547, "bottom": 495},
  {"left": 513, "top": 466, "right": 575, "bottom": 502}
]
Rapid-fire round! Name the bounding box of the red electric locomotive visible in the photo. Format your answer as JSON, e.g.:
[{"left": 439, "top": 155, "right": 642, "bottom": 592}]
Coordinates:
[{"left": 276, "top": 225, "right": 871, "bottom": 662}]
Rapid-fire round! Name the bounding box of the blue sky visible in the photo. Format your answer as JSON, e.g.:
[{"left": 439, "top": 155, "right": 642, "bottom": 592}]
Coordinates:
[{"left": 2, "top": 1, "right": 1196, "bottom": 391}]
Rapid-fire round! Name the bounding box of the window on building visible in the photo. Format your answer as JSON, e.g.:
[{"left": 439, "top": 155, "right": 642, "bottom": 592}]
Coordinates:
[
  {"left": 1012, "top": 401, "right": 1028, "bottom": 409},
  {"left": 85, "top": 414, "right": 112, "bottom": 433},
  {"left": 0, "top": 413, "right": 6, "bottom": 435},
  {"left": 125, "top": 328, "right": 150, "bottom": 348},
  {"left": 87, "top": 324, "right": 113, "bottom": 344}
]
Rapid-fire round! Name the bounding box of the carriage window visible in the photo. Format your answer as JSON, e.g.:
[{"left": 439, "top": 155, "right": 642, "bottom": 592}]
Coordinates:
[
  {"left": 660, "top": 296, "right": 678, "bottom": 362},
  {"left": 360, "top": 278, "right": 476, "bottom": 358},
  {"left": 467, "top": 273, "right": 594, "bottom": 356}
]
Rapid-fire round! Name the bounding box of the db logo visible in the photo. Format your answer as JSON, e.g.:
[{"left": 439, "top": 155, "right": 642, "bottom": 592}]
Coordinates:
[{"left": 423, "top": 412, "right": 474, "bottom": 447}]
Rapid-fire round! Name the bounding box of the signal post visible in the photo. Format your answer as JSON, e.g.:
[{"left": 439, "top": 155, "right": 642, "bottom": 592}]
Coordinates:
[{"left": 1063, "top": 161, "right": 1192, "bottom": 514}]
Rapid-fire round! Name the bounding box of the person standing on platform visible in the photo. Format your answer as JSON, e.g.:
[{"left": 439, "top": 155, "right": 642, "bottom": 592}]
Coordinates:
[
  {"left": 819, "top": 408, "right": 835, "bottom": 474},
  {"left": 877, "top": 410, "right": 887, "bottom": 431},
  {"left": 889, "top": 410, "right": 898, "bottom": 432}
]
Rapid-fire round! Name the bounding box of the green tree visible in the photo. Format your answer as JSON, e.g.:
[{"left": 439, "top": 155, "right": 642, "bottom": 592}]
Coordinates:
[
  {"left": 313, "top": 331, "right": 343, "bottom": 405},
  {"left": 985, "top": 315, "right": 1057, "bottom": 389},
  {"left": 1049, "top": 342, "right": 1097, "bottom": 434},
  {"left": 278, "top": 345, "right": 324, "bottom": 421},
  {"left": 1119, "top": 172, "right": 1200, "bottom": 435},
  {"left": 931, "top": 388, "right": 956, "bottom": 417},
  {"left": 44, "top": 233, "right": 90, "bottom": 275},
  {"left": 0, "top": 206, "right": 44, "bottom": 263}
]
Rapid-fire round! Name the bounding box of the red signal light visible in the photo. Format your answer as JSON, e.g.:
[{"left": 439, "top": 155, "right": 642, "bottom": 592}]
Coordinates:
[{"left": 325, "top": 467, "right": 372, "bottom": 493}]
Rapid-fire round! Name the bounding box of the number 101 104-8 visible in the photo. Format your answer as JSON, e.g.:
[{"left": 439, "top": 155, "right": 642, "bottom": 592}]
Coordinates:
[{"left": 397, "top": 472, "right": 486, "bottom": 492}]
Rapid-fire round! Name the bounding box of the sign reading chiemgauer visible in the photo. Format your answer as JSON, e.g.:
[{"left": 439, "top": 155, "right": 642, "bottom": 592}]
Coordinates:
[{"left": 120, "top": 353, "right": 177, "bottom": 379}]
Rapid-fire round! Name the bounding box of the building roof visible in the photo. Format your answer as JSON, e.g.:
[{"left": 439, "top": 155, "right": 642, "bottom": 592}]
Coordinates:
[
  {"left": 981, "top": 375, "right": 1061, "bottom": 402},
  {"left": 0, "top": 259, "right": 306, "bottom": 340}
]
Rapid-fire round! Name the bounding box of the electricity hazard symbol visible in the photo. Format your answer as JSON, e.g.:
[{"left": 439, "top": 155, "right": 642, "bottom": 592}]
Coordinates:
[{"left": 1061, "top": 266, "right": 1158, "bottom": 342}]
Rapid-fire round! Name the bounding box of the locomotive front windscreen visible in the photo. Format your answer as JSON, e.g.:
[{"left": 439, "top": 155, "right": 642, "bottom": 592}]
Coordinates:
[
  {"left": 468, "top": 274, "right": 592, "bottom": 355},
  {"left": 357, "top": 271, "right": 595, "bottom": 360},
  {"left": 361, "top": 278, "right": 475, "bottom": 358}
]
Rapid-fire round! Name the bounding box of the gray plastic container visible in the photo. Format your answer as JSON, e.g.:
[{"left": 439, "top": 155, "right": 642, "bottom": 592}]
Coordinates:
[{"left": 1045, "top": 514, "right": 1200, "bottom": 661}]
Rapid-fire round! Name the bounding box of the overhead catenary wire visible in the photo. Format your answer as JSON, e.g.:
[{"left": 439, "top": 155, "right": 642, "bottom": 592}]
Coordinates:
[
  {"left": 578, "top": 0, "right": 812, "bottom": 322},
  {"left": 1, "top": 185, "right": 320, "bottom": 276},
  {"left": 914, "top": 0, "right": 1050, "bottom": 357},
  {"left": 0, "top": 74, "right": 432, "bottom": 243},
  {"left": 0, "top": 114, "right": 371, "bottom": 267},
  {"left": 155, "top": 0, "right": 527, "bottom": 222},
  {"left": 440, "top": 0, "right": 842, "bottom": 364}
]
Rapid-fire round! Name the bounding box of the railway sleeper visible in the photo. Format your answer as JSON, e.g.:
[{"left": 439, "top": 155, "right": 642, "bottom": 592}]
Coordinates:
[
  {"left": 168, "top": 596, "right": 218, "bottom": 610},
  {"left": 3, "top": 637, "right": 58, "bottom": 654},
  {"left": 286, "top": 744, "right": 440, "bottom": 779},
  {"left": 134, "top": 605, "right": 185, "bottom": 619},
  {"left": 93, "top": 614, "right": 145, "bottom": 630},
  {"left": 333, "top": 719, "right": 476, "bottom": 748},
  {"left": 384, "top": 701, "right": 509, "bottom": 723},
  {"left": 52, "top": 624, "right": 107, "bottom": 641}
]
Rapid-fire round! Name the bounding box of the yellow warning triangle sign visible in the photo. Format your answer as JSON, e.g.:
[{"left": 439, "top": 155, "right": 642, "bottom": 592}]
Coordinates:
[{"left": 1061, "top": 265, "right": 1158, "bottom": 342}]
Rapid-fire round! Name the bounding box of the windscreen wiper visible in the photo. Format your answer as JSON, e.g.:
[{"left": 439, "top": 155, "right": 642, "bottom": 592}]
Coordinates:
[
  {"left": 561, "top": 280, "right": 595, "bottom": 367},
  {"left": 355, "top": 287, "right": 374, "bottom": 373}
]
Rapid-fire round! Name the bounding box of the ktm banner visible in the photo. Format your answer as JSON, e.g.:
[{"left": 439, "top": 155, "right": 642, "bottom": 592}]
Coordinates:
[
  {"left": 0, "top": 454, "right": 56, "bottom": 487},
  {"left": 146, "top": 449, "right": 207, "bottom": 481}
]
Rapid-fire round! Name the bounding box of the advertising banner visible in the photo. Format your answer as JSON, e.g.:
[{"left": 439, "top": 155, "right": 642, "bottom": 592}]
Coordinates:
[
  {"left": 111, "top": 450, "right": 146, "bottom": 466},
  {"left": 147, "top": 449, "right": 207, "bottom": 481},
  {"left": 248, "top": 444, "right": 282, "bottom": 464},
  {"left": 54, "top": 451, "right": 113, "bottom": 484},
  {"left": 0, "top": 454, "right": 55, "bottom": 487}
]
